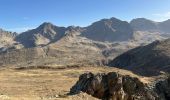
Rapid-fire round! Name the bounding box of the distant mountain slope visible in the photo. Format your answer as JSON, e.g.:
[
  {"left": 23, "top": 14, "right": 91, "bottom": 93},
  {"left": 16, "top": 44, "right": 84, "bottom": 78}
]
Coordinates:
[
  {"left": 0, "top": 29, "right": 138, "bottom": 67},
  {"left": 130, "top": 18, "right": 170, "bottom": 34},
  {"left": 0, "top": 35, "right": 106, "bottom": 66},
  {"left": 82, "top": 17, "right": 134, "bottom": 42},
  {"left": 130, "top": 18, "right": 158, "bottom": 32},
  {"left": 108, "top": 39, "right": 170, "bottom": 76},
  {"left": 159, "top": 19, "right": 170, "bottom": 33}
]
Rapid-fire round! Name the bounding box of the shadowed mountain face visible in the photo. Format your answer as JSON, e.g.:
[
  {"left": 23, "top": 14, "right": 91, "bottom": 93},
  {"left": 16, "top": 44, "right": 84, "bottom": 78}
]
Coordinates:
[
  {"left": 108, "top": 39, "right": 170, "bottom": 76},
  {"left": 15, "top": 22, "right": 67, "bottom": 48},
  {"left": 131, "top": 18, "right": 170, "bottom": 33},
  {"left": 82, "top": 17, "right": 134, "bottom": 42}
]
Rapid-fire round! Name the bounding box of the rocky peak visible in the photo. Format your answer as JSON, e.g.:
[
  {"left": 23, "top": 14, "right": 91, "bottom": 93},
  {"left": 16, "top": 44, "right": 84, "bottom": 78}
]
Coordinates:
[
  {"left": 15, "top": 22, "right": 66, "bottom": 48},
  {"left": 36, "top": 22, "right": 59, "bottom": 37},
  {"left": 37, "top": 22, "right": 55, "bottom": 31},
  {"left": 82, "top": 17, "right": 133, "bottom": 42}
]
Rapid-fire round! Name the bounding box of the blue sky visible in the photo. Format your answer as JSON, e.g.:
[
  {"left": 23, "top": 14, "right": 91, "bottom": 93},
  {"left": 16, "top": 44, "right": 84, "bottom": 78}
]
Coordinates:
[{"left": 0, "top": 0, "right": 170, "bottom": 33}]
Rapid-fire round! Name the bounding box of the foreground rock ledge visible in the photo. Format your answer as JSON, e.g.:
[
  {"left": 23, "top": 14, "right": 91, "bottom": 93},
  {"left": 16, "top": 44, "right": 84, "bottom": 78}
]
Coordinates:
[{"left": 70, "top": 72, "right": 170, "bottom": 100}]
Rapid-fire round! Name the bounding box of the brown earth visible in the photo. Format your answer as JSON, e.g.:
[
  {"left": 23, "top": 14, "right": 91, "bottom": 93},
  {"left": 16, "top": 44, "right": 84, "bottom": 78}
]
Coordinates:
[{"left": 0, "top": 66, "right": 165, "bottom": 100}]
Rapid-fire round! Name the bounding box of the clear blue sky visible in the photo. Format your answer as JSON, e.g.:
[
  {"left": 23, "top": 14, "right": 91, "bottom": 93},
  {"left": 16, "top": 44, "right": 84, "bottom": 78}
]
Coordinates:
[{"left": 0, "top": 0, "right": 170, "bottom": 32}]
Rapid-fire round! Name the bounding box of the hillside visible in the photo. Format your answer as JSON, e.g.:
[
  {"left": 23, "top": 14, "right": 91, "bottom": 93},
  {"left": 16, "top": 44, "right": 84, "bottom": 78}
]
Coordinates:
[{"left": 109, "top": 39, "right": 170, "bottom": 76}]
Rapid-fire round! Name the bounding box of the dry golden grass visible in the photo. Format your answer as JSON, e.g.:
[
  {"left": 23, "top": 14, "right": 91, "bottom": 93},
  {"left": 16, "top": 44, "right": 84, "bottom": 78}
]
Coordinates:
[{"left": 0, "top": 66, "right": 163, "bottom": 100}]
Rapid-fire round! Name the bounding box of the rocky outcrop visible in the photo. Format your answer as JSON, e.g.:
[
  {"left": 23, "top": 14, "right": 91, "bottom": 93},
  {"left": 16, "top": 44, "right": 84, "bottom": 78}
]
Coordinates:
[
  {"left": 155, "top": 76, "right": 170, "bottom": 99},
  {"left": 70, "top": 72, "right": 157, "bottom": 100},
  {"left": 70, "top": 72, "right": 170, "bottom": 100}
]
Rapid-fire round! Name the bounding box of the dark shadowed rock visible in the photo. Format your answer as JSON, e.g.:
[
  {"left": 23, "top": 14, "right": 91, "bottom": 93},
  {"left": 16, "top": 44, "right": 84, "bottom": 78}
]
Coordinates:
[
  {"left": 108, "top": 39, "right": 170, "bottom": 76},
  {"left": 155, "top": 76, "right": 170, "bottom": 99}
]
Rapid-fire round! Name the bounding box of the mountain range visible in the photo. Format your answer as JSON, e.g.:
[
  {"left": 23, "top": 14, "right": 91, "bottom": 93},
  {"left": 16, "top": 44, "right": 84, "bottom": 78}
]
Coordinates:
[{"left": 0, "top": 17, "right": 170, "bottom": 68}]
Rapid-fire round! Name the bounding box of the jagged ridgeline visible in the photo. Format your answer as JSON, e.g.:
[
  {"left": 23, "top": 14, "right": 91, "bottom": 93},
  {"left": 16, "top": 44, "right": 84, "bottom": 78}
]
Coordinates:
[{"left": 0, "top": 17, "right": 170, "bottom": 67}]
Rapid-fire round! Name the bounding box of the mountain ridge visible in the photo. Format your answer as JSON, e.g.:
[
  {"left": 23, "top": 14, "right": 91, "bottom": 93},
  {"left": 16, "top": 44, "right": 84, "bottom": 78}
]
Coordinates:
[
  {"left": 130, "top": 18, "right": 170, "bottom": 33},
  {"left": 0, "top": 17, "right": 170, "bottom": 67}
]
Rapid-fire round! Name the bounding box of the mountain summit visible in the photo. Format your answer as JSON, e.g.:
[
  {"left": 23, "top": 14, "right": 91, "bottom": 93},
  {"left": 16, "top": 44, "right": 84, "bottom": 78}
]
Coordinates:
[
  {"left": 82, "top": 17, "right": 134, "bottom": 42},
  {"left": 15, "top": 22, "right": 66, "bottom": 47}
]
